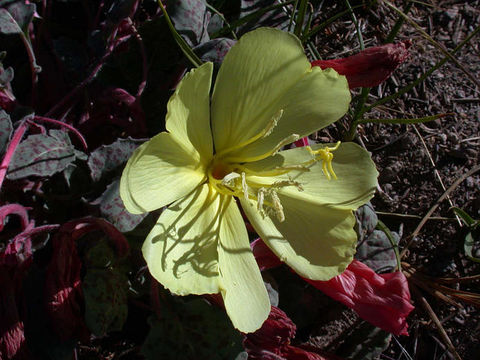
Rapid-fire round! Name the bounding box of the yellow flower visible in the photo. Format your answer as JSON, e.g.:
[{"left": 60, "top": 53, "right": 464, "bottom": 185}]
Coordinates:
[{"left": 120, "top": 28, "right": 378, "bottom": 332}]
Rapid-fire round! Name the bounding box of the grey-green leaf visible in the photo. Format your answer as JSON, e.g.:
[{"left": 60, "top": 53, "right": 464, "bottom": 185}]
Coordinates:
[
  {"left": 7, "top": 129, "right": 79, "bottom": 180},
  {"left": 87, "top": 137, "right": 145, "bottom": 182},
  {"left": 0, "top": 110, "right": 13, "bottom": 154},
  {"left": 93, "top": 179, "right": 147, "bottom": 232}
]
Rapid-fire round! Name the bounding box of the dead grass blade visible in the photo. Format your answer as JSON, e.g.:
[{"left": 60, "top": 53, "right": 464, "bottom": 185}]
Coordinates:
[{"left": 401, "top": 164, "right": 480, "bottom": 257}]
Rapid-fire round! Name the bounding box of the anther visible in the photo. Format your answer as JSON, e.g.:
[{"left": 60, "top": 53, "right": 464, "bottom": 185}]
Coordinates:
[
  {"left": 221, "top": 172, "right": 241, "bottom": 186},
  {"left": 241, "top": 172, "right": 249, "bottom": 202}
]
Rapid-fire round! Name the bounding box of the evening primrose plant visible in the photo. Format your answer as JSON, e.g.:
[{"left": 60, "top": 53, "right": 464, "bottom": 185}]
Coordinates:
[{"left": 120, "top": 28, "right": 378, "bottom": 332}]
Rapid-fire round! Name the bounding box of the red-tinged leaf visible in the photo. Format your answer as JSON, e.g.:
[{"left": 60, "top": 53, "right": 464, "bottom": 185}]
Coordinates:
[
  {"left": 44, "top": 227, "right": 88, "bottom": 341},
  {"left": 92, "top": 179, "right": 147, "bottom": 232},
  {"left": 79, "top": 88, "right": 147, "bottom": 147},
  {"left": 194, "top": 38, "right": 236, "bottom": 65},
  {"left": 87, "top": 137, "right": 145, "bottom": 182},
  {"left": 312, "top": 41, "right": 412, "bottom": 89},
  {"left": 168, "top": 0, "right": 211, "bottom": 46},
  {"left": 0, "top": 9, "right": 22, "bottom": 35},
  {"left": 0, "top": 271, "right": 30, "bottom": 360},
  {"left": 0, "top": 90, "right": 15, "bottom": 112},
  {"left": 1, "top": 2, "right": 36, "bottom": 33},
  {"left": 58, "top": 217, "right": 129, "bottom": 258},
  {"left": 244, "top": 306, "right": 340, "bottom": 360},
  {"left": 305, "top": 260, "right": 414, "bottom": 336},
  {"left": 0, "top": 203, "right": 30, "bottom": 232},
  {"left": 43, "top": 217, "right": 129, "bottom": 340},
  {"left": 243, "top": 306, "right": 295, "bottom": 358},
  {"left": 7, "top": 129, "right": 81, "bottom": 180},
  {"left": 0, "top": 210, "right": 56, "bottom": 360}
]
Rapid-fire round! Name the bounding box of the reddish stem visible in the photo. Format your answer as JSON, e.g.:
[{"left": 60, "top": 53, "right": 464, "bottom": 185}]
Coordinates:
[
  {"left": 33, "top": 116, "right": 88, "bottom": 151},
  {"left": 0, "top": 121, "right": 29, "bottom": 193},
  {"left": 128, "top": 18, "right": 148, "bottom": 99}
]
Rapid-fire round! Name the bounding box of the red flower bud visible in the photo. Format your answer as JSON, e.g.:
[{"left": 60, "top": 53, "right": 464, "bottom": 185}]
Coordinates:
[
  {"left": 251, "top": 239, "right": 414, "bottom": 336},
  {"left": 306, "top": 260, "right": 414, "bottom": 336},
  {"left": 244, "top": 306, "right": 340, "bottom": 360},
  {"left": 312, "top": 41, "right": 412, "bottom": 88}
]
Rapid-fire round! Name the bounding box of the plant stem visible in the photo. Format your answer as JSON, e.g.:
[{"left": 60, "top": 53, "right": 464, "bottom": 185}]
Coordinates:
[{"left": 157, "top": 0, "right": 202, "bottom": 68}]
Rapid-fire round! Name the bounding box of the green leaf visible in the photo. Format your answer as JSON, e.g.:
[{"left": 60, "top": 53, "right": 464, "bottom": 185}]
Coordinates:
[
  {"left": 452, "top": 207, "right": 478, "bottom": 227},
  {"left": 141, "top": 299, "right": 243, "bottom": 360},
  {"left": 83, "top": 267, "right": 128, "bottom": 336},
  {"left": 7, "top": 129, "right": 81, "bottom": 180},
  {"left": 464, "top": 232, "right": 480, "bottom": 263},
  {"left": 93, "top": 179, "right": 147, "bottom": 232},
  {"left": 451, "top": 208, "right": 480, "bottom": 262},
  {"left": 87, "top": 137, "right": 145, "bottom": 182}
]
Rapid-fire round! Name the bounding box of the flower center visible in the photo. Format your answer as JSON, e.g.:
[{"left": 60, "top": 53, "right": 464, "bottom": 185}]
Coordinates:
[
  {"left": 206, "top": 109, "right": 341, "bottom": 223},
  {"left": 210, "top": 162, "right": 230, "bottom": 180}
]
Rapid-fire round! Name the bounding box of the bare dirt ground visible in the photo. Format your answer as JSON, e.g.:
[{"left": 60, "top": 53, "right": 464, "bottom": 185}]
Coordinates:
[{"left": 310, "top": 1, "right": 480, "bottom": 359}]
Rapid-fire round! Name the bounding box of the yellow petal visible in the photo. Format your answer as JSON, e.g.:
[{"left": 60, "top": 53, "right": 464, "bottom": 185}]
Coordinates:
[
  {"left": 211, "top": 28, "right": 350, "bottom": 161},
  {"left": 120, "top": 132, "right": 206, "bottom": 214},
  {"left": 226, "top": 67, "right": 350, "bottom": 162},
  {"left": 142, "top": 184, "right": 221, "bottom": 295},
  {"left": 241, "top": 194, "right": 357, "bottom": 281},
  {"left": 166, "top": 62, "right": 214, "bottom": 163},
  {"left": 211, "top": 28, "right": 310, "bottom": 154},
  {"left": 244, "top": 142, "right": 378, "bottom": 210},
  {"left": 217, "top": 195, "right": 270, "bottom": 333}
]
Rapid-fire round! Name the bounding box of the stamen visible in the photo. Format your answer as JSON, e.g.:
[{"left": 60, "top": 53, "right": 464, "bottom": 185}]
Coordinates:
[
  {"left": 270, "top": 191, "right": 285, "bottom": 222},
  {"left": 237, "top": 164, "right": 309, "bottom": 177},
  {"left": 272, "top": 134, "right": 300, "bottom": 156},
  {"left": 241, "top": 172, "right": 249, "bottom": 202},
  {"left": 272, "top": 179, "right": 304, "bottom": 192},
  {"left": 226, "top": 133, "right": 300, "bottom": 163},
  {"left": 257, "top": 187, "right": 265, "bottom": 214},
  {"left": 215, "top": 109, "right": 284, "bottom": 158},
  {"left": 263, "top": 109, "right": 283, "bottom": 137},
  {"left": 221, "top": 172, "right": 241, "bottom": 186}
]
